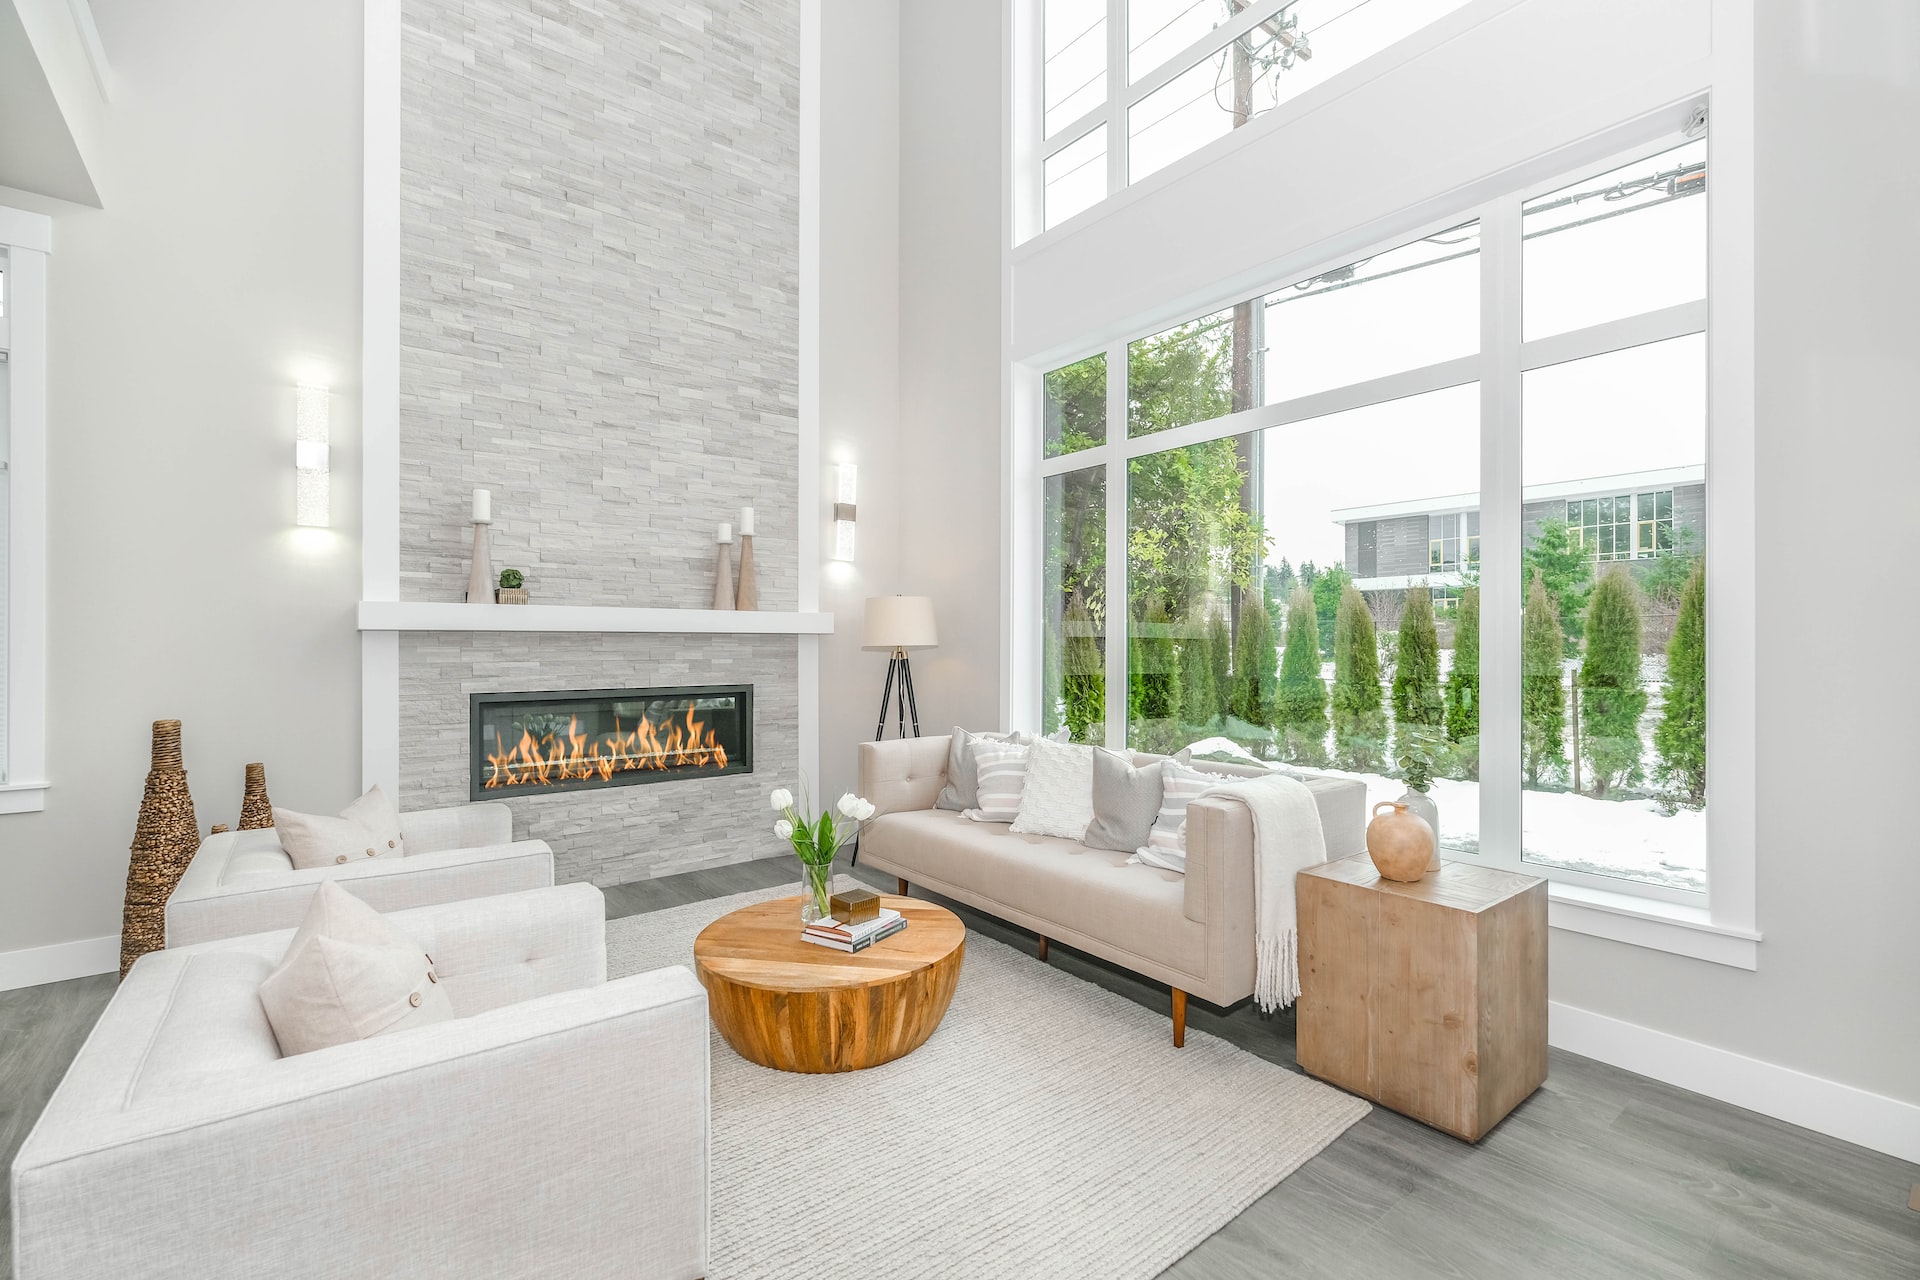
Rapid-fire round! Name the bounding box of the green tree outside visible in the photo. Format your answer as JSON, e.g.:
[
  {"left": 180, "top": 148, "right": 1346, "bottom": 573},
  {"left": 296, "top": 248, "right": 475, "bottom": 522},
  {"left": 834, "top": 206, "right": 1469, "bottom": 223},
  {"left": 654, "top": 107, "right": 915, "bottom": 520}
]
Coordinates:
[
  {"left": 1128, "top": 596, "right": 1184, "bottom": 753},
  {"left": 1275, "top": 584, "right": 1329, "bottom": 764},
  {"left": 1207, "top": 613, "right": 1234, "bottom": 723},
  {"left": 1229, "top": 596, "right": 1279, "bottom": 736},
  {"left": 1654, "top": 560, "right": 1707, "bottom": 806},
  {"left": 1178, "top": 612, "right": 1222, "bottom": 733},
  {"left": 1392, "top": 588, "right": 1445, "bottom": 766},
  {"left": 1061, "top": 595, "right": 1104, "bottom": 745},
  {"left": 1331, "top": 584, "right": 1387, "bottom": 771},
  {"left": 1580, "top": 568, "right": 1648, "bottom": 797},
  {"left": 1524, "top": 518, "right": 1594, "bottom": 655},
  {"left": 1522, "top": 571, "right": 1566, "bottom": 786},
  {"left": 1444, "top": 584, "right": 1480, "bottom": 779},
  {"left": 1310, "top": 564, "right": 1352, "bottom": 657}
]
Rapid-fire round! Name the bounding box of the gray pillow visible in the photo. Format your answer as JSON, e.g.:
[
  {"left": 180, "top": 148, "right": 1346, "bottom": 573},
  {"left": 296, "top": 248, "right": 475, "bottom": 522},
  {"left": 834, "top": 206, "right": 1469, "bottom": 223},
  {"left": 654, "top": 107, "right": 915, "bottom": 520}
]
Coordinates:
[
  {"left": 936, "top": 728, "right": 1011, "bottom": 812},
  {"left": 1083, "top": 750, "right": 1165, "bottom": 852}
]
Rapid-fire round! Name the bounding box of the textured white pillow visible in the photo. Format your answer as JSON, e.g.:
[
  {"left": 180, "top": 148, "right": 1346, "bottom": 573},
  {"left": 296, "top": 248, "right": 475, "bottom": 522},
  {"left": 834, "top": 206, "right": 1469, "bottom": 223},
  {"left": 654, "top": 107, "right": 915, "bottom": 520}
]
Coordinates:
[
  {"left": 1011, "top": 737, "right": 1096, "bottom": 839},
  {"left": 1132, "top": 760, "right": 1218, "bottom": 872},
  {"left": 275, "top": 784, "right": 407, "bottom": 870},
  {"left": 964, "top": 740, "right": 1031, "bottom": 823},
  {"left": 258, "top": 880, "right": 454, "bottom": 1056}
]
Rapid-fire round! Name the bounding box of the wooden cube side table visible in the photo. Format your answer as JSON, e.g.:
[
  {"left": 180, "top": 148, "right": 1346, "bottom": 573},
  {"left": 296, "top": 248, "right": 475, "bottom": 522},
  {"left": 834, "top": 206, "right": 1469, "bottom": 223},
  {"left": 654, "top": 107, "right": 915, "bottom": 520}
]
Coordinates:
[{"left": 1297, "top": 855, "right": 1547, "bottom": 1142}]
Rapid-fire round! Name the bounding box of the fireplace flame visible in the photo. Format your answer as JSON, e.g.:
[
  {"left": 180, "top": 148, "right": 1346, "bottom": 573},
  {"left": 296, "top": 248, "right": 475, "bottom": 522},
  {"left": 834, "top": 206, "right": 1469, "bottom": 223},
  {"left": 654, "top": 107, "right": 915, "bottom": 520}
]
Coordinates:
[{"left": 483, "top": 704, "right": 731, "bottom": 791}]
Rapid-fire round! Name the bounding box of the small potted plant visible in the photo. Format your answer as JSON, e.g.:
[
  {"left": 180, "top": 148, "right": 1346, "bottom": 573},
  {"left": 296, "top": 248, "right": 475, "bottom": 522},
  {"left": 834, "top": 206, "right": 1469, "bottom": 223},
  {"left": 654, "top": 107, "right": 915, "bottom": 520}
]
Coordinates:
[
  {"left": 496, "top": 568, "right": 528, "bottom": 605},
  {"left": 1393, "top": 728, "right": 1442, "bottom": 869}
]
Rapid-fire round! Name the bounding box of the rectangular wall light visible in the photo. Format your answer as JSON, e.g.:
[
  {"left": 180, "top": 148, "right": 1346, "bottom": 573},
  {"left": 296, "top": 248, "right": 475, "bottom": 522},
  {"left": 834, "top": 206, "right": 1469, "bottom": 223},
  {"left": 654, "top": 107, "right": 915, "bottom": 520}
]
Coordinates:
[
  {"left": 833, "top": 462, "right": 857, "bottom": 561},
  {"left": 295, "top": 383, "right": 330, "bottom": 527}
]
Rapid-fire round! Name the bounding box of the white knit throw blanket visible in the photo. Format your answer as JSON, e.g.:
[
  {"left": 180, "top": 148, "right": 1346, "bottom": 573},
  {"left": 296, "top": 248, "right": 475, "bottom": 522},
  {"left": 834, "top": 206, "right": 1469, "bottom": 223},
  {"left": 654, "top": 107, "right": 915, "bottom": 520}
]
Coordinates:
[{"left": 1201, "top": 773, "right": 1328, "bottom": 1013}]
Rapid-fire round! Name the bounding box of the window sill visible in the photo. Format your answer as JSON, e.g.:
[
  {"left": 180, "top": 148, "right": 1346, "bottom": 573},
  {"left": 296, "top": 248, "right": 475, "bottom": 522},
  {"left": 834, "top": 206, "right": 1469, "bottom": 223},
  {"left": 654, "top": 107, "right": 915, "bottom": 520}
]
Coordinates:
[
  {"left": 0, "top": 782, "right": 49, "bottom": 815},
  {"left": 1547, "top": 881, "right": 1759, "bottom": 970}
]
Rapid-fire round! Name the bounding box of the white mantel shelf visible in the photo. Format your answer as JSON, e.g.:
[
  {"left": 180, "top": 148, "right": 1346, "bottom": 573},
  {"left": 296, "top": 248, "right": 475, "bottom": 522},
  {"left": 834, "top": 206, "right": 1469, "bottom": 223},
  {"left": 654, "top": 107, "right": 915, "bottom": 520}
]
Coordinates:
[{"left": 357, "top": 602, "right": 835, "bottom": 636}]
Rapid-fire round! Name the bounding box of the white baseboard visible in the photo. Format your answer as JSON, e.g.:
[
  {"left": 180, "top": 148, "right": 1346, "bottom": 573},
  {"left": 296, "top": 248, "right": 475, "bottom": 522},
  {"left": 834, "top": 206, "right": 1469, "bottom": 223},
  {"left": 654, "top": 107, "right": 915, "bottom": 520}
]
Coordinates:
[
  {"left": 1550, "top": 1000, "right": 1920, "bottom": 1166},
  {"left": 0, "top": 934, "right": 119, "bottom": 992}
]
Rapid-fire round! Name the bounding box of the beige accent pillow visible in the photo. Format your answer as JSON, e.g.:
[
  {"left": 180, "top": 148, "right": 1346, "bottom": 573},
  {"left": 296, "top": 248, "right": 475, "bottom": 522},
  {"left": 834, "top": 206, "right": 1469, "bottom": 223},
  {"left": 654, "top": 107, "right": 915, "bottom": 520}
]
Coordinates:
[
  {"left": 258, "top": 880, "right": 454, "bottom": 1057},
  {"left": 1010, "top": 738, "right": 1096, "bottom": 839},
  {"left": 274, "top": 784, "right": 407, "bottom": 870}
]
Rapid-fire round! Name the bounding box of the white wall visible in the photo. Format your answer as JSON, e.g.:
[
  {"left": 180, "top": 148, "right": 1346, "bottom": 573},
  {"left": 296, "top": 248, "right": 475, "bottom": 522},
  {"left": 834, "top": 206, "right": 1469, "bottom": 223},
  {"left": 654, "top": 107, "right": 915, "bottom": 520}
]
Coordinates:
[
  {"left": 817, "top": 0, "right": 903, "bottom": 806},
  {"left": 0, "top": 0, "right": 364, "bottom": 975},
  {"left": 892, "top": 0, "right": 1006, "bottom": 740},
  {"left": 1547, "top": 0, "right": 1920, "bottom": 1108}
]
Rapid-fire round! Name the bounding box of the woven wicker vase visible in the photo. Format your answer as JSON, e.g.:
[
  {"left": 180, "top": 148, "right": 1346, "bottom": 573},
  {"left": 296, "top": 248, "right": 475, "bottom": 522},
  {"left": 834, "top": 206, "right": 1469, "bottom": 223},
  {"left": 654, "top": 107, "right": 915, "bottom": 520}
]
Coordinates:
[
  {"left": 119, "top": 721, "right": 201, "bottom": 978},
  {"left": 238, "top": 762, "right": 275, "bottom": 830}
]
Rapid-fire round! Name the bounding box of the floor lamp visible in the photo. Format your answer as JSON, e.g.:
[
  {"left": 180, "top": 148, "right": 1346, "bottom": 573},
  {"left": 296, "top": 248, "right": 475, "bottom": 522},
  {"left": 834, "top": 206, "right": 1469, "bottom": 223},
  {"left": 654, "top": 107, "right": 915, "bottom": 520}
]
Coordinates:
[{"left": 864, "top": 595, "right": 938, "bottom": 739}]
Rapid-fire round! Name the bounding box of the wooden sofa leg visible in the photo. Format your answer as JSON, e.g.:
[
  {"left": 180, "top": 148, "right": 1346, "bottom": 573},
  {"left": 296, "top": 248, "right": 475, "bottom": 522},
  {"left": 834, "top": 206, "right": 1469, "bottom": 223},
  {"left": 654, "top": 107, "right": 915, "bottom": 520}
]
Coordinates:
[
  {"left": 1037, "top": 936, "right": 1049, "bottom": 963},
  {"left": 1171, "top": 989, "right": 1187, "bottom": 1048},
  {"left": 896, "top": 877, "right": 909, "bottom": 896}
]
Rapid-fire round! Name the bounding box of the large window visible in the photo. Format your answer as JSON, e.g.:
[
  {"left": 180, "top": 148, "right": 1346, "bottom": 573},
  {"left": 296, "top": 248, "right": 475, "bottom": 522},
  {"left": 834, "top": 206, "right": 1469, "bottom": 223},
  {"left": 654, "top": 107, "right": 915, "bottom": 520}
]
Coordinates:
[
  {"left": 1032, "top": 0, "right": 1475, "bottom": 235},
  {"left": 1029, "top": 127, "right": 1719, "bottom": 904}
]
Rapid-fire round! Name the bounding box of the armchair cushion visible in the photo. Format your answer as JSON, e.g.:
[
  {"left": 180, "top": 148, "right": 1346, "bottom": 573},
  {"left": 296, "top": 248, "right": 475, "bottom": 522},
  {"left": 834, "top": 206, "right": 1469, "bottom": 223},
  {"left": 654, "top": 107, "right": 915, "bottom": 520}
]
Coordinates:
[
  {"left": 258, "top": 881, "right": 453, "bottom": 1056},
  {"left": 273, "top": 784, "right": 407, "bottom": 868}
]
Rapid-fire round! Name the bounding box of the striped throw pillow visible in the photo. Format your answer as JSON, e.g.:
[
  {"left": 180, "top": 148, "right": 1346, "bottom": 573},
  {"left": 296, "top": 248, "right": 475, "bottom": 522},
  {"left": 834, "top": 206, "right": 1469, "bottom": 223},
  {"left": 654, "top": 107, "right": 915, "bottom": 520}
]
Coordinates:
[
  {"left": 1133, "top": 760, "right": 1217, "bottom": 872},
  {"left": 964, "top": 740, "right": 1031, "bottom": 823}
]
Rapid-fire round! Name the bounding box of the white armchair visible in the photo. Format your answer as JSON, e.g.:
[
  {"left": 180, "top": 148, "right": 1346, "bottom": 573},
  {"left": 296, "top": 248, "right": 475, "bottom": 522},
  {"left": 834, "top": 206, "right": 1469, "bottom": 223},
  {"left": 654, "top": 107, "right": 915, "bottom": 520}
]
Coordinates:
[
  {"left": 165, "top": 801, "right": 555, "bottom": 947},
  {"left": 13, "top": 884, "right": 710, "bottom": 1280}
]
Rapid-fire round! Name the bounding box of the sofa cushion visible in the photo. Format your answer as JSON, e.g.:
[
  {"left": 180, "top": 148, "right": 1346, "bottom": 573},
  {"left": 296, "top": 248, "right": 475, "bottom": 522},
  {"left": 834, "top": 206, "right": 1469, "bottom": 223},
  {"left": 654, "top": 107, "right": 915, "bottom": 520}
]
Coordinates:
[
  {"left": 863, "top": 808, "right": 1209, "bottom": 977},
  {"left": 935, "top": 728, "right": 1018, "bottom": 812},
  {"left": 965, "top": 740, "right": 1030, "bottom": 823},
  {"left": 258, "top": 881, "right": 454, "bottom": 1056},
  {"left": 1010, "top": 738, "right": 1095, "bottom": 839},
  {"left": 1138, "top": 759, "right": 1218, "bottom": 871},
  {"left": 1084, "top": 750, "right": 1163, "bottom": 852},
  {"left": 218, "top": 828, "right": 297, "bottom": 884}
]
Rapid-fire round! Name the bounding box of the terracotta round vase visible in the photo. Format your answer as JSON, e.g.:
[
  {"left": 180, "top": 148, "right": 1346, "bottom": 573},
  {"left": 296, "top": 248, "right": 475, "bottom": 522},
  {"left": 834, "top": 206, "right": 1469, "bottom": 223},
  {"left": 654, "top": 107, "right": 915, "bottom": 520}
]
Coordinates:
[{"left": 1366, "top": 799, "right": 1435, "bottom": 883}]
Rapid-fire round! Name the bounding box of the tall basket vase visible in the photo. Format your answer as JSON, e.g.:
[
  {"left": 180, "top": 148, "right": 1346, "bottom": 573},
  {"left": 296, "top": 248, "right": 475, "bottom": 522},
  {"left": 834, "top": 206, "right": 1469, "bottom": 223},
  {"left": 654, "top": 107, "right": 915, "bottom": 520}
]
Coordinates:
[
  {"left": 119, "top": 721, "right": 201, "bottom": 978},
  {"left": 798, "top": 857, "right": 836, "bottom": 924}
]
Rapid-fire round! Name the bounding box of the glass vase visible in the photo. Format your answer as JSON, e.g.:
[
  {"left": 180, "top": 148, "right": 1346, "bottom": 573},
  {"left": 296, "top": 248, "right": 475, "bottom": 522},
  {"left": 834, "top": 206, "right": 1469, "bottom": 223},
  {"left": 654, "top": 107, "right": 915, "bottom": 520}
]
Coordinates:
[{"left": 799, "top": 857, "right": 835, "bottom": 924}]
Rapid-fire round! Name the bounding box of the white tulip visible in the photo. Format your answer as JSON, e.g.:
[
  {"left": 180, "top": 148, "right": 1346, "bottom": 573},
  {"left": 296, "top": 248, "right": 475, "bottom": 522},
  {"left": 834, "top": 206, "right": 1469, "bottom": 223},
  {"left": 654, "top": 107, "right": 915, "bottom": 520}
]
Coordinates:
[
  {"left": 769, "top": 788, "right": 793, "bottom": 811},
  {"left": 854, "top": 799, "right": 876, "bottom": 821},
  {"left": 836, "top": 793, "right": 860, "bottom": 818},
  {"left": 774, "top": 819, "right": 794, "bottom": 840}
]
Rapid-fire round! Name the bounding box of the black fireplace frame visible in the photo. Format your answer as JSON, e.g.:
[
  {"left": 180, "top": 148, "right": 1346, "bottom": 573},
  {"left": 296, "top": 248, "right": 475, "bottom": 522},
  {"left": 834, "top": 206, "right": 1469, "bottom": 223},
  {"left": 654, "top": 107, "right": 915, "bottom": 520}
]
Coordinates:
[{"left": 469, "top": 684, "right": 754, "bottom": 801}]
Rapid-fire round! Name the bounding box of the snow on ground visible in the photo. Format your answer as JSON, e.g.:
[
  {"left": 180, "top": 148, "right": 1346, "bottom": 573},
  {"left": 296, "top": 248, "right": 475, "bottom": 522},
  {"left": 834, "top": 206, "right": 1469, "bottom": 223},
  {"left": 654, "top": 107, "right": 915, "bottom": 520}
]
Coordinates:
[{"left": 1182, "top": 737, "right": 1705, "bottom": 893}]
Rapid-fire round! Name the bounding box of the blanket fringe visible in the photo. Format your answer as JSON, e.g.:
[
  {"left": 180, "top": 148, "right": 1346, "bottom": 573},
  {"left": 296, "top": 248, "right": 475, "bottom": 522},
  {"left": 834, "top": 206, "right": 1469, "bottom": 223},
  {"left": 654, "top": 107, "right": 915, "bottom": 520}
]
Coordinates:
[{"left": 1254, "top": 928, "right": 1299, "bottom": 1015}]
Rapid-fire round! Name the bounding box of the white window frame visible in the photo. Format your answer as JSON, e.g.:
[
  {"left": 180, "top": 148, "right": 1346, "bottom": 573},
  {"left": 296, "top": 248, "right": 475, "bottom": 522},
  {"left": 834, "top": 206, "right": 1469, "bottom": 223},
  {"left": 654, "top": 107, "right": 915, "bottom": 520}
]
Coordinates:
[
  {"left": 0, "top": 206, "right": 51, "bottom": 815},
  {"left": 1016, "top": 102, "right": 1757, "bottom": 968},
  {"left": 1017, "top": 0, "right": 1523, "bottom": 243}
]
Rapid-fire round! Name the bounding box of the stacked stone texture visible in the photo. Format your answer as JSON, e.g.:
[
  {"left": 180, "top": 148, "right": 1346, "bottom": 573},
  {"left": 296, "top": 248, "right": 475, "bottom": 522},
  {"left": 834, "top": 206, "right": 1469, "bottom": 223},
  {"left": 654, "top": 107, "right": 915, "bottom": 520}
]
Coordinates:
[{"left": 396, "top": 0, "right": 803, "bottom": 883}]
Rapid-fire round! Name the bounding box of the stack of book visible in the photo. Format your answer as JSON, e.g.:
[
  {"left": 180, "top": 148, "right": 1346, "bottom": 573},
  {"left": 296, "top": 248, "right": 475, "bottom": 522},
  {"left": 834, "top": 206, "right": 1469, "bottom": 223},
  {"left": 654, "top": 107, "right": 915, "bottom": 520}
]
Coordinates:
[{"left": 802, "top": 908, "right": 907, "bottom": 953}]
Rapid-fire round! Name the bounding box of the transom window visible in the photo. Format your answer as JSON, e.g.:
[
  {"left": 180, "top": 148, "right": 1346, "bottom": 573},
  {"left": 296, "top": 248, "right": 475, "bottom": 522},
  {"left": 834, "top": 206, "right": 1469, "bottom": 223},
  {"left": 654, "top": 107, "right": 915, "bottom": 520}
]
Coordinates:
[{"left": 1033, "top": 0, "right": 1476, "bottom": 234}]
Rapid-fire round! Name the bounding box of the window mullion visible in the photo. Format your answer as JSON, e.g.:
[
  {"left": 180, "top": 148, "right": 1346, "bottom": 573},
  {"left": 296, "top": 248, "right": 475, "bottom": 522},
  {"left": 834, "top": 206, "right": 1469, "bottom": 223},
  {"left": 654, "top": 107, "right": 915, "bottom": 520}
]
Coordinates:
[
  {"left": 1103, "top": 338, "right": 1129, "bottom": 750},
  {"left": 1478, "top": 198, "right": 1523, "bottom": 874},
  {"left": 1105, "top": 0, "right": 1127, "bottom": 196}
]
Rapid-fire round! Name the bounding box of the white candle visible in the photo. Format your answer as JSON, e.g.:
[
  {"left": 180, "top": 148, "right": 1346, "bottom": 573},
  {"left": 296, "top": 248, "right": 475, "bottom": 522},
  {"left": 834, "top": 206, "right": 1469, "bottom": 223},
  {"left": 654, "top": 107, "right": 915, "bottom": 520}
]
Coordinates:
[
  {"left": 716, "top": 522, "right": 732, "bottom": 544},
  {"left": 739, "top": 506, "right": 755, "bottom": 537},
  {"left": 471, "top": 488, "right": 492, "bottom": 524}
]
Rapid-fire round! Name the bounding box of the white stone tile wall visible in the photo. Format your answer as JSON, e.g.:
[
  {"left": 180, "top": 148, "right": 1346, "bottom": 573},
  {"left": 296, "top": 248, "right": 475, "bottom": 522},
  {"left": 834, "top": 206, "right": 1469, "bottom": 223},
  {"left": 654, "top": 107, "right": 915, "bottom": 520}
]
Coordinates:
[{"left": 395, "top": 0, "right": 804, "bottom": 879}]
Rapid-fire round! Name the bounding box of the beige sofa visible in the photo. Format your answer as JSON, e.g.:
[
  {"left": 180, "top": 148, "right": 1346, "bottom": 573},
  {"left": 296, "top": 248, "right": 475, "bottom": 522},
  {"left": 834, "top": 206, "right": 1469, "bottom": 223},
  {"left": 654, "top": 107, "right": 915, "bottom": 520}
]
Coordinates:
[{"left": 857, "top": 736, "right": 1367, "bottom": 1045}]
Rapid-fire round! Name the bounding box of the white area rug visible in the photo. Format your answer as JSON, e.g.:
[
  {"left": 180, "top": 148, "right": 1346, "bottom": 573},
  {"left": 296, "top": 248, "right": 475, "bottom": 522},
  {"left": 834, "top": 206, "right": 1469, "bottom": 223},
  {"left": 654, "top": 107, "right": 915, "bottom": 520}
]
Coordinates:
[{"left": 607, "top": 880, "right": 1370, "bottom": 1280}]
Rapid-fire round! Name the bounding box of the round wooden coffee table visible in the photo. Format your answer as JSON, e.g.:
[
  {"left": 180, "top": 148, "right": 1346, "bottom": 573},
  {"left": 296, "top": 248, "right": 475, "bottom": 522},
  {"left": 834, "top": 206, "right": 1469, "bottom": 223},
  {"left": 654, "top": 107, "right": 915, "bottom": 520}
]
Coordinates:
[{"left": 692, "top": 894, "right": 965, "bottom": 1073}]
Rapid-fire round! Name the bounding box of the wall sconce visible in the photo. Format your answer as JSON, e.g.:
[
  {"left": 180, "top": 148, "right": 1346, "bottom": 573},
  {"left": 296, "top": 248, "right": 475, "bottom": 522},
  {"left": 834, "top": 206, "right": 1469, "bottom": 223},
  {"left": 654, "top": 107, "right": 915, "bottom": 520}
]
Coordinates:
[
  {"left": 833, "top": 462, "right": 857, "bottom": 561},
  {"left": 294, "top": 384, "right": 330, "bottom": 527}
]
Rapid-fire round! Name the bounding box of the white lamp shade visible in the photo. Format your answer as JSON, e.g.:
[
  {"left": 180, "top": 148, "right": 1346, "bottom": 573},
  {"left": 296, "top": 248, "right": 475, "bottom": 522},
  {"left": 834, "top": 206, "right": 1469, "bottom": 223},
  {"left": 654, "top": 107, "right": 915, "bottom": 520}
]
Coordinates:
[{"left": 863, "top": 596, "right": 938, "bottom": 650}]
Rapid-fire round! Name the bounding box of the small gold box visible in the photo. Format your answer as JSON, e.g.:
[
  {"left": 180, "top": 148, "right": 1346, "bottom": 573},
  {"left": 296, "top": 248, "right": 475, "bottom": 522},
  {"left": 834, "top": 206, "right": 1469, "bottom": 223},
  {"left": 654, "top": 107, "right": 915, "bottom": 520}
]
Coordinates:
[{"left": 830, "top": 887, "right": 881, "bottom": 924}]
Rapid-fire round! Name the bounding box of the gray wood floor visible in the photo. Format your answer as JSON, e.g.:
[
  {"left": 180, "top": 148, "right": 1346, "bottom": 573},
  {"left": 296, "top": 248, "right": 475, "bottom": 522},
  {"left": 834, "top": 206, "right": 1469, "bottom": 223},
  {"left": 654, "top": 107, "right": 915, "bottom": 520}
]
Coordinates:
[{"left": 7, "top": 860, "right": 1916, "bottom": 1279}]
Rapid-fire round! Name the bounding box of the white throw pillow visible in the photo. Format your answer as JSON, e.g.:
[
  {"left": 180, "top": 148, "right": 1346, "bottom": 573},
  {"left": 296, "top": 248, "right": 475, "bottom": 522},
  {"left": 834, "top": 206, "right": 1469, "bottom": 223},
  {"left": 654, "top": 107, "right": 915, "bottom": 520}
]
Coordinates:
[
  {"left": 258, "top": 880, "right": 454, "bottom": 1056},
  {"left": 964, "top": 740, "right": 1031, "bottom": 823},
  {"left": 1133, "top": 760, "right": 1218, "bottom": 872},
  {"left": 1010, "top": 737, "right": 1096, "bottom": 839},
  {"left": 274, "top": 784, "right": 407, "bottom": 870}
]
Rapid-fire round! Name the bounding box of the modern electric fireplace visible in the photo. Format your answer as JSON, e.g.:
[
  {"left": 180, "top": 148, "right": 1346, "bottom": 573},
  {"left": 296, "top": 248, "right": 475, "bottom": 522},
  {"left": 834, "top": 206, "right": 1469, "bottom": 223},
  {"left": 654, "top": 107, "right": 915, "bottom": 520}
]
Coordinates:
[{"left": 470, "top": 685, "right": 752, "bottom": 800}]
